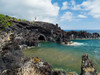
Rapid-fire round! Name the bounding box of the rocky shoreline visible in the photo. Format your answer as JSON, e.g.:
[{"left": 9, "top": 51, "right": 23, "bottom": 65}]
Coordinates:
[
  {"left": 1, "top": 21, "right": 100, "bottom": 48},
  {"left": 66, "top": 31, "right": 100, "bottom": 40},
  {"left": 0, "top": 14, "right": 100, "bottom": 47},
  {"left": 0, "top": 33, "right": 98, "bottom": 75},
  {"left": 0, "top": 14, "right": 99, "bottom": 75}
]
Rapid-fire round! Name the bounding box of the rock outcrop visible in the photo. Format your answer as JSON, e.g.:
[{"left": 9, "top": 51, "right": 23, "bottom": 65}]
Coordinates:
[
  {"left": 0, "top": 15, "right": 100, "bottom": 47},
  {"left": 0, "top": 20, "right": 69, "bottom": 47},
  {"left": 0, "top": 34, "right": 24, "bottom": 75},
  {"left": 66, "top": 31, "right": 100, "bottom": 40},
  {"left": 80, "top": 54, "right": 98, "bottom": 75}
]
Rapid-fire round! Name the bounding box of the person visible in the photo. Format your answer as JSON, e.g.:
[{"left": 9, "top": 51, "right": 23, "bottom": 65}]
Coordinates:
[{"left": 35, "top": 17, "right": 37, "bottom": 21}]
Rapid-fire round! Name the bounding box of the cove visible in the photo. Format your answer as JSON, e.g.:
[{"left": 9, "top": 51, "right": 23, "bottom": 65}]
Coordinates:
[{"left": 22, "top": 39, "right": 100, "bottom": 74}]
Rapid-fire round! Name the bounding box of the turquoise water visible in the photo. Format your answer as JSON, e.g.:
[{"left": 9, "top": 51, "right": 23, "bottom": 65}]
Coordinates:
[{"left": 23, "top": 39, "right": 100, "bottom": 73}]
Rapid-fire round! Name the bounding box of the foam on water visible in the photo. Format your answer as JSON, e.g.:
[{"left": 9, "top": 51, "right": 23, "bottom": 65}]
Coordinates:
[{"left": 67, "top": 41, "right": 84, "bottom": 46}]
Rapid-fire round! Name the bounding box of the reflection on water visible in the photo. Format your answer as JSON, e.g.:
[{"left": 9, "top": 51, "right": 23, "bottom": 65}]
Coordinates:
[{"left": 22, "top": 40, "right": 100, "bottom": 73}]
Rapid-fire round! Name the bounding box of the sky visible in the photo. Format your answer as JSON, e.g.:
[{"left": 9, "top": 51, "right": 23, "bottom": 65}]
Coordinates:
[{"left": 0, "top": 0, "right": 100, "bottom": 30}]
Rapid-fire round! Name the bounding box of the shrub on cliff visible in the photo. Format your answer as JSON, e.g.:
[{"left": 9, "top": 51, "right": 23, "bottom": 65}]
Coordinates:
[
  {"left": 0, "top": 14, "right": 12, "bottom": 29},
  {"left": 0, "top": 14, "right": 28, "bottom": 31}
]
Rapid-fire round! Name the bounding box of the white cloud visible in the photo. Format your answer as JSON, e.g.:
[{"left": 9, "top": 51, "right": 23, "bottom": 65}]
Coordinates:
[
  {"left": 81, "top": 0, "right": 100, "bottom": 18},
  {"left": 69, "top": 0, "right": 100, "bottom": 19},
  {"left": 71, "top": 5, "right": 82, "bottom": 10},
  {"left": 71, "top": 0, "right": 75, "bottom": 6},
  {"left": 61, "top": 1, "right": 68, "bottom": 10},
  {"left": 61, "top": 11, "right": 73, "bottom": 21},
  {"left": 78, "top": 15, "right": 87, "bottom": 18},
  {"left": 0, "top": 0, "right": 60, "bottom": 23},
  {"left": 71, "top": 0, "right": 82, "bottom": 10},
  {"left": 61, "top": 0, "right": 82, "bottom": 10}
]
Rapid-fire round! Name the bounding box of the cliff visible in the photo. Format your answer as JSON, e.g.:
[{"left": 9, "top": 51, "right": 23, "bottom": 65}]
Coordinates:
[
  {"left": 0, "top": 14, "right": 100, "bottom": 47},
  {"left": 0, "top": 14, "right": 69, "bottom": 47},
  {"left": 0, "top": 14, "right": 99, "bottom": 75}
]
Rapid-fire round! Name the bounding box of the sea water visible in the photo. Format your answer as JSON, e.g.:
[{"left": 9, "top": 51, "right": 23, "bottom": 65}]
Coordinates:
[{"left": 23, "top": 30, "right": 100, "bottom": 74}]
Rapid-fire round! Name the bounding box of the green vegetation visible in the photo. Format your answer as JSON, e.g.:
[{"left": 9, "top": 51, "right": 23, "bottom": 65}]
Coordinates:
[
  {"left": 0, "top": 14, "right": 12, "bottom": 29},
  {"left": 22, "top": 19, "right": 26, "bottom": 21},
  {"left": 16, "top": 19, "right": 21, "bottom": 21},
  {"left": 0, "top": 14, "right": 27, "bottom": 30}
]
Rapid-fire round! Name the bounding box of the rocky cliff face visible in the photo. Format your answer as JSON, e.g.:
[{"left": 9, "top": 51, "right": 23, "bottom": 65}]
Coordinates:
[
  {"left": 0, "top": 34, "right": 24, "bottom": 75},
  {"left": 0, "top": 20, "right": 69, "bottom": 47},
  {"left": 0, "top": 15, "right": 100, "bottom": 47}
]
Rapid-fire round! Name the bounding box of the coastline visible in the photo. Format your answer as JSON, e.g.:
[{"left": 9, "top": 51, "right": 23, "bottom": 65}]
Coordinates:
[
  {"left": 71, "top": 38, "right": 100, "bottom": 40},
  {"left": 0, "top": 35, "right": 98, "bottom": 75},
  {"left": 23, "top": 41, "right": 100, "bottom": 74},
  {"left": 0, "top": 14, "right": 100, "bottom": 75}
]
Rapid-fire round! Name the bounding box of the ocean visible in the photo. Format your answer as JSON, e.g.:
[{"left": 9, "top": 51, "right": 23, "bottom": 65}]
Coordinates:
[
  {"left": 22, "top": 30, "right": 100, "bottom": 74},
  {"left": 65, "top": 30, "right": 100, "bottom": 34}
]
